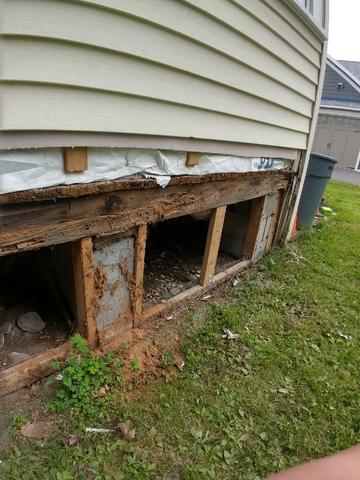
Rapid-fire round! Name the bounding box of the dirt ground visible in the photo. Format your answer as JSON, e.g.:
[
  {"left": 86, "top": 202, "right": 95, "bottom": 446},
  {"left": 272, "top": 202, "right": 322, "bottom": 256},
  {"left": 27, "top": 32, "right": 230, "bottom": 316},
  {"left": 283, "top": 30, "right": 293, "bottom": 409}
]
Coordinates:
[
  {"left": 143, "top": 217, "right": 236, "bottom": 306},
  {"left": 0, "top": 264, "right": 243, "bottom": 450},
  {"left": 0, "top": 251, "right": 72, "bottom": 372},
  {"left": 0, "top": 305, "right": 70, "bottom": 372}
]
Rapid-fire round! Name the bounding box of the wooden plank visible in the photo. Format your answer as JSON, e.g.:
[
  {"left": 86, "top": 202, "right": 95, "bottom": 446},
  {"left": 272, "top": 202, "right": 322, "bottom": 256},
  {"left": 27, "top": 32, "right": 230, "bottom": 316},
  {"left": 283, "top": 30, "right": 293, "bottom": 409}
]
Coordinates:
[
  {"left": 266, "top": 190, "right": 283, "bottom": 252},
  {"left": 186, "top": 152, "right": 201, "bottom": 167},
  {"left": 242, "top": 196, "right": 266, "bottom": 258},
  {"left": 0, "top": 341, "right": 71, "bottom": 397},
  {"left": 0, "top": 171, "right": 284, "bottom": 205},
  {"left": 64, "top": 147, "right": 88, "bottom": 172},
  {"left": 133, "top": 224, "right": 147, "bottom": 327},
  {"left": 252, "top": 194, "right": 276, "bottom": 259},
  {"left": 274, "top": 173, "right": 297, "bottom": 243},
  {"left": 0, "top": 173, "right": 287, "bottom": 230},
  {"left": 200, "top": 205, "right": 227, "bottom": 286},
  {"left": 0, "top": 173, "right": 288, "bottom": 256},
  {"left": 72, "top": 238, "right": 98, "bottom": 348}
]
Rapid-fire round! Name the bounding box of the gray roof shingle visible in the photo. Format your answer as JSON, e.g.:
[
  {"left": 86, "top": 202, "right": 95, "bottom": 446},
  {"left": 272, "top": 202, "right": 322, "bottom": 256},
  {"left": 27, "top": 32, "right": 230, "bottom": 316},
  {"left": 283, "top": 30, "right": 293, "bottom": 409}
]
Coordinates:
[{"left": 339, "top": 60, "right": 360, "bottom": 82}]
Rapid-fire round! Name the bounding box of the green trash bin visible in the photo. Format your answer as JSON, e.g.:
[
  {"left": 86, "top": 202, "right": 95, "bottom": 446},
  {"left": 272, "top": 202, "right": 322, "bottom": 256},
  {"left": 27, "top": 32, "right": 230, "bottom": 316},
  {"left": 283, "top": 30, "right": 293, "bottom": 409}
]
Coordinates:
[{"left": 297, "top": 153, "right": 337, "bottom": 229}]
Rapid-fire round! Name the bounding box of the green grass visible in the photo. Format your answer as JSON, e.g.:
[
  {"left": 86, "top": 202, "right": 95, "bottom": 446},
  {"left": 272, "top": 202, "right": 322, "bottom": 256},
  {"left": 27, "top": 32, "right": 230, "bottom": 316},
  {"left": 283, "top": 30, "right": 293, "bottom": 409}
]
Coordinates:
[{"left": 1, "top": 181, "right": 359, "bottom": 480}]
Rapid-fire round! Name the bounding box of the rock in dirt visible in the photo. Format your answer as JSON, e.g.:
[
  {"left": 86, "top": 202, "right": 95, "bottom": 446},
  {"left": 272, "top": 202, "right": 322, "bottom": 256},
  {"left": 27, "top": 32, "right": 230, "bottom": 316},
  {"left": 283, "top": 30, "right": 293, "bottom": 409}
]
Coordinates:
[
  {"left": 222, "top": 329, "right": 239, "bottom": 340},
  {"left": 8, "top": 351, "right": 31, "bottom": 366},
  {"left": 118, "top": 421, "right": 136, "bottom": 441},
  {"left": 0, "top": 334, "right": 4, "bottom": 348},
  {"left": 21, "top": 421, "right": 56, "bottom": 439},
  {"left": 0, "top": 320, "right": 12, "bottom": 335},
  {"left": 16, "top": 311, "right": 45, "bottom": 333},
  {"left": 174, "top": 354, "right": 185, "bottom": 371},
  {"left": 170, "top": 286, "right": 182, "bottom": 297},
  {"left": 63, "top": 434, "right": 79, "bottom": 446}
]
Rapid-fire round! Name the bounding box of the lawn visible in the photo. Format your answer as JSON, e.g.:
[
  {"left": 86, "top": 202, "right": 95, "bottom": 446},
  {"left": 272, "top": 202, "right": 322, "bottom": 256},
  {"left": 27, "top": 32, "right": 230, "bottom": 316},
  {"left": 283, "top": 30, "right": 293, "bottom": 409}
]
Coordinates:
[{"left": 1, "top": 180, "right": 359, "bottom": 480}]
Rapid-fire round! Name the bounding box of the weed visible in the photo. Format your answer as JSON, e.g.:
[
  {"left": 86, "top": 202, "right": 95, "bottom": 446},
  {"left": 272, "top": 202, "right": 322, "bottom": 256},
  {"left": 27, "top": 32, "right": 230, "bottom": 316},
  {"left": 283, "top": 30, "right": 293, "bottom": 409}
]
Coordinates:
[
  {"left": 160, "top": 350, "right": 175, "bottom": 368},
  {"left": 45, "top": 335, "right": 123, "bottom": 417},
  {"left": 10, "top": 411, "right": 28, "bottom": 429},
  {"left": 129, "top": 357, "right": 141, "bottom": 373}
]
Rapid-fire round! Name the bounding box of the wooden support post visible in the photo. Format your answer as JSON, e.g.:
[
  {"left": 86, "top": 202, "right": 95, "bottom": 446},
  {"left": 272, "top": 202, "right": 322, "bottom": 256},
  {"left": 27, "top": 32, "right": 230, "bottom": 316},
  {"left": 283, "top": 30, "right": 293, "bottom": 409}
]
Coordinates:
[
  {"left": 64, "top": 147, "right": 88, "bottom": 173},
  {"left": 186, "top": 152, "right": 201, "bottom": 167},
  {"left": 266, "top": 190, "right": 283, "bottom": 253},
  {"left": 133, "top": 224, "right": 147, "bottom": 327},
  {"left": 200, "top": 205, "right": 227, "bottom": 286},
  {"left": 242, "top": 196, "right": 266, "bottom": 259},
  {"left": 72, "top": 237, "right": 98, "bottom": 348}
]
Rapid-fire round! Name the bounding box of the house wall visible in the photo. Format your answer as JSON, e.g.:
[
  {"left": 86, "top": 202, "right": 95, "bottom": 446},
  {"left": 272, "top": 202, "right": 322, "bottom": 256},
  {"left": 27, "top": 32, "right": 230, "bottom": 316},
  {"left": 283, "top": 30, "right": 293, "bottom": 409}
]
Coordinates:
[
  {"left": 313, "top": 114, "right": 360, "bottom": 169},
  {"left": 322, "top": 65, "right": 360, "bottom": 103},
  {"left": 0, "top": 0, "right": 324, "bottom": 150}
]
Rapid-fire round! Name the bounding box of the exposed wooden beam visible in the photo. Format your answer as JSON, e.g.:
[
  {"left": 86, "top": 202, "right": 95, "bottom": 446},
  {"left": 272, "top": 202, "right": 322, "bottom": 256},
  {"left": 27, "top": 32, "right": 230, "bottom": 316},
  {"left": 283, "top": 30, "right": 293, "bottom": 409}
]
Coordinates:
[
  {"left": 0, "top": 173, "right": 288, "bottom": 256},
  {"left": 200, "top": 205, "right": 227, "bottom": 286},
  {"left": 0, "top": 171, "right": 288, "bottom": 205},
  {"left": 266, "top": 190, "right": 283, "bottom": 253},
  {"left": 274, "top": 173, "right": 297, "bottom": 243},
  {"left": 242, "top": 196, "right": 266, "bottom": 259},
  {"left": 0, "top": 342, "right": 71, "bottom": 398},
  {"left": 133, "top": 224, "right": 147, "bottom": 327},
  {"left": 186, "top": 152, "right": 201, "bottom": 167},
  {"left": 64, "top": 147, "right": 88, "bottom": 173},
  {"left": 72, "top": 238, "right": 98, "bottom": 348}
]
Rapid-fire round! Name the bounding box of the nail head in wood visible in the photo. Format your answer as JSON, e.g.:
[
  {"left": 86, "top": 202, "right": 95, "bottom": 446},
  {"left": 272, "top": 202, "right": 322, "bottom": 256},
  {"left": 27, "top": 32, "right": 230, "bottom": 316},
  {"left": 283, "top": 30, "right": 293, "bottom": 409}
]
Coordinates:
[{"left": 64, "top": 147, "right": 88, "bottom": 173}]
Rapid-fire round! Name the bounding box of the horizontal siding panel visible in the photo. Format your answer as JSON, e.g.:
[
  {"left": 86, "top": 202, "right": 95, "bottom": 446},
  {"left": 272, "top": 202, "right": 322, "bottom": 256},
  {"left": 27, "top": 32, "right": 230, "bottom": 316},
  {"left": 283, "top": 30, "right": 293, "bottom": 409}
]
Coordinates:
[
  {"left": 264, "top": 0, "right": 323, "bottom": 50},
  {"left": 230, "top": 0, "right": 321, "bottom": 64},
  {"left": 1, "top": 35, "right": 314, "bottom": 118},
  {"left": 2, "top": 0, "right": 317, "bottom": 99},
  {"left": 1, "top": 84, "right": 308, "bottom": 149},
  {"left": 2, "top": 39, "right": 310, "bottom": 132},
  {"left": 185, "top": 0, "right": 319, "bottom": 75},
  {"left": 83, "top": 0, "right": 320, "bottom": 76},
  {"left": 0, "top": 0, "right": 325, "bottom": 150}
]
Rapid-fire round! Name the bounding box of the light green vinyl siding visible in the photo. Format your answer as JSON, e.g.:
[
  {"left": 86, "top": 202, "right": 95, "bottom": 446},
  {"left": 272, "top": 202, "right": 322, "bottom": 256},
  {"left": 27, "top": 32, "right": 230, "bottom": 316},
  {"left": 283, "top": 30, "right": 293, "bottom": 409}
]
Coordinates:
[{"left": 0, "top": 0, "right": 325, "bottom": 150}]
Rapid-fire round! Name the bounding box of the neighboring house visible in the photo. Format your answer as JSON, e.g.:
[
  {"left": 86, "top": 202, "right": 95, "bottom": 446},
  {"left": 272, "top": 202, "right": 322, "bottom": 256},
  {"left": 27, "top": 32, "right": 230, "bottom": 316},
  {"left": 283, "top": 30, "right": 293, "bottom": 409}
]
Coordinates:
[
  {"left": 0, "top": 0, "right": 329, "bottom": 394},
  {"left": 313, "top": 56, "right": 360, "bottom": 171}
]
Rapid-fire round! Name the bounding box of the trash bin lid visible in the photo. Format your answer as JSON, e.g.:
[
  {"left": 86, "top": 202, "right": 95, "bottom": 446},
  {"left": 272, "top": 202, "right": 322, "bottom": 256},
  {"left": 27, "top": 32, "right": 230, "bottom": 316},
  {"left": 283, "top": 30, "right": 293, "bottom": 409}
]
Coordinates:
[
  {"left": 310, "top": 152, "right": 337, "bottom": 164},
  {"left": 307, "top": 152, "right": 337, "bottom": 178}
]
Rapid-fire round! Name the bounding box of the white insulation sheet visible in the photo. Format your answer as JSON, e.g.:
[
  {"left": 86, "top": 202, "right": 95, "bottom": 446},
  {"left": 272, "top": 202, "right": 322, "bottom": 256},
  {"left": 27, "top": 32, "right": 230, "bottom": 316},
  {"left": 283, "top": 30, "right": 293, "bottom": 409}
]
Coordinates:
[{"left": 0, "top": 148, "right": 288, "bottom": 194}]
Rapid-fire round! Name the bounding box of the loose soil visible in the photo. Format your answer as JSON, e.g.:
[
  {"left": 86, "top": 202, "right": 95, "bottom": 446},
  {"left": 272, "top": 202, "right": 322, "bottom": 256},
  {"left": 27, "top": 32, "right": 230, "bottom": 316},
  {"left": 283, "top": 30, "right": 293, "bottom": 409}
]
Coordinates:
[
  {"left": 0, "top": 304, "right": 69, "bottom": 371},
  {"left": 0, "top": 252, "right": 71, "bottom": 371},
  {"left": 143, "top": 217, "right": 236, "bottom": 307}
]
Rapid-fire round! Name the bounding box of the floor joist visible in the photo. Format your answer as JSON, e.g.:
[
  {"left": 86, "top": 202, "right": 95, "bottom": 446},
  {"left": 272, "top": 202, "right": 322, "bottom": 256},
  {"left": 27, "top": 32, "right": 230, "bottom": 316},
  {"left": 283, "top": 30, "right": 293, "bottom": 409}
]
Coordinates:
[{"left": 0, "top": 173, "right": 288, "bottom": 256}]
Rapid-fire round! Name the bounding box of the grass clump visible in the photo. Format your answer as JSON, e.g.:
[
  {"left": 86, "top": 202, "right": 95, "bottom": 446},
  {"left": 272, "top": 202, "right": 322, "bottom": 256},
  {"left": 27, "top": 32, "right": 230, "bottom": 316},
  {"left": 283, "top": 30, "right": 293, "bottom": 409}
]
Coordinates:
[{"left": 9, "top": 411, "right": 28, "bottom": 430}]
